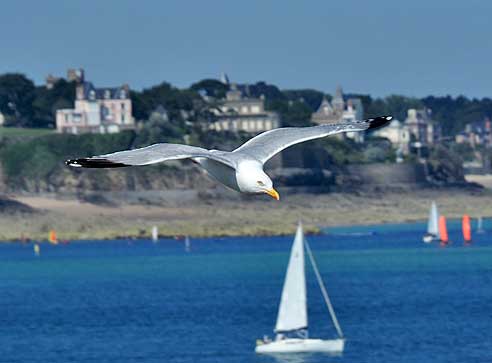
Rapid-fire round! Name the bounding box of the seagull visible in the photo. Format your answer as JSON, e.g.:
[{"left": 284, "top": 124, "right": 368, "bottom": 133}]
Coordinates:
[{"left": 66, "top": 116, "right": 392, "bottom": 200}]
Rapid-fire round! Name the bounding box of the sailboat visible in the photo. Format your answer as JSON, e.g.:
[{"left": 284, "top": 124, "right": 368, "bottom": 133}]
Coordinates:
[
  {"left": 462, "top": 214, "right": 472, "bottom": 245},
  {"left": 477, "top": 216, "right": 485, "bottom": 234},
  {"left": 256, "top": 223, "right": 344, "bottom": 354},
  {"left": 48, "top": 230, "right": 58, "bottom": 245},
  {"left": 184, "top": 235, "right": 191, "bottom": 252},
  {"left": 439, "top": 216, "right": 449, "bottom": 246},
  {"left": 423, "top": 201, "right": 440, "bottom": 243},
  {"left": 151, "top": 226, "right": 158, "bottom": 243}
]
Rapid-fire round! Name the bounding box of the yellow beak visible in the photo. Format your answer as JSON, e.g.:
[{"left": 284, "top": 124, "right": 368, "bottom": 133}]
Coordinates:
[{"left": 265, "top": 188, "right": 280, "bottom": 201}]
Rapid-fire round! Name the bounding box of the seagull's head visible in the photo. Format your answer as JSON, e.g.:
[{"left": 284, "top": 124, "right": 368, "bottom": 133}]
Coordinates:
[{"left": 236, "top": 161, "right": 279, "bottom": 200}]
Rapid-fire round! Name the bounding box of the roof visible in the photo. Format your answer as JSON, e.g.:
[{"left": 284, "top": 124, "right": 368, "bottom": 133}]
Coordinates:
[{"left": 81, "top": 81, "right": 129, "bottom": 100}]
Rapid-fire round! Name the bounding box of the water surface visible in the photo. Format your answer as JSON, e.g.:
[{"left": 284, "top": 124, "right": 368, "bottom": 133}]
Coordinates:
[{"left": 0, "top": 223, "right": 491, "bottom": 363}]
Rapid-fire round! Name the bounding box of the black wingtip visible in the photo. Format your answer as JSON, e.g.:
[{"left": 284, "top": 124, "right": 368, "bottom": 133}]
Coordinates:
[
  {"left": 65, "top": 158, "right": 128, "bottom": 168},
  {"left": 366, "top": 115, "right": 393, "bottom": 130}
]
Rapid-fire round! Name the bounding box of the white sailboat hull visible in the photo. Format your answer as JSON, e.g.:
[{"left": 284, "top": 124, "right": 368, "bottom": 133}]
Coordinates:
[
  {"left": 422, "top": 234, "right": 439, "bottom": 243},
  {"left": 256, "top": 338, "right": 344, "bottom": 354}
]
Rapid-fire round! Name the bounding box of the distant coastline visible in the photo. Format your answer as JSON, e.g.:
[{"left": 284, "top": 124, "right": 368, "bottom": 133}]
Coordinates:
[{"left": 3, "top": 185, "right": 491, "bottom": 242}]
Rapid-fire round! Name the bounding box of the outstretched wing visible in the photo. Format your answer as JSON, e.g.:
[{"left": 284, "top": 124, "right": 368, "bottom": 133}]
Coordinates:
[
  {"left": 65, "top": 143, "right": 235, "bottom": 168},
  {"left": 233, "top": 116, "right": 392, "bottom": 163}
]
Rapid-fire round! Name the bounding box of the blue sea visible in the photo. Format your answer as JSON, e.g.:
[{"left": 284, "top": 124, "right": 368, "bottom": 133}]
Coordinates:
[{"left": 0, "top": 222, "right": 491, "bottom": 363}]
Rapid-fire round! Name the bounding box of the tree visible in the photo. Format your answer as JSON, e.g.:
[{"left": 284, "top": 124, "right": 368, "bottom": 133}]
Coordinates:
[
  {"left": 190, "top": 79, "right": 228, "bottom": 99},
  {"left": 32, "top": 79, "right": 76, "bottom": 128},
  {"left": 0, "top": 73, "right": 36, "bottom": 127}
]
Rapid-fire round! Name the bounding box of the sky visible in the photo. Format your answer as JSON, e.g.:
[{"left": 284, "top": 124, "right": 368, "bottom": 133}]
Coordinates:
[{"left": 0, "top": 0, "right": 490, "bottom": 98}]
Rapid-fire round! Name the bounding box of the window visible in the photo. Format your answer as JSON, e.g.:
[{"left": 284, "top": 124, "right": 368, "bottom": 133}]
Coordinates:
[
  {"left": 121, "top": 102, "right": 125, "bottom": 110},
  {"left": 119, "top": 90, "right": 126, "bottom": 99},
  {"left": 241, "top": 106, "right": 248, "bottom": 114},
  {"left": 251, "top": 105, "right": 260, "bottom": 113},
  {"left": 89, "top": 90, "right": 96, "bottom": 100},
  {"left": 104, "top": 90, "right": 111, "bottom": 99},
  {"left": 121, "top": 114, "right": 125, "bottom": 123}
]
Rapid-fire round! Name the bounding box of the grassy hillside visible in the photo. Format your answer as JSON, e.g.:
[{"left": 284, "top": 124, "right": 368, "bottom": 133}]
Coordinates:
[{"left": 0, "top": 127, "right": 55, "bottom": 138}]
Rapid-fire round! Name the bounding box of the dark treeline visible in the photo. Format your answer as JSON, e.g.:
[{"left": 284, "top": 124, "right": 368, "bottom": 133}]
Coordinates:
[{"left": 1, "top": 73, "right": 492, "bottom": 137}]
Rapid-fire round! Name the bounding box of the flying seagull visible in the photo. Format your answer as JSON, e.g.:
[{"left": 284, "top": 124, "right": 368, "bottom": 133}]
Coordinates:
[{"left": 66, "top": 116, "right": 392, "bottom": 200}]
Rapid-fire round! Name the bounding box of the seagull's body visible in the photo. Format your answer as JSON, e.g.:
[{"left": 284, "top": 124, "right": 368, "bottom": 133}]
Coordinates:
[{"left": 66, "top": 116, "right": 392, "bottom": 200}]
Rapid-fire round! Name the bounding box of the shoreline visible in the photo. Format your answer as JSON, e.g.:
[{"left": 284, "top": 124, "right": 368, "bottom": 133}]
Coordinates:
[{"left": 2, "top": 186, "right": 491, "bottom": 242}]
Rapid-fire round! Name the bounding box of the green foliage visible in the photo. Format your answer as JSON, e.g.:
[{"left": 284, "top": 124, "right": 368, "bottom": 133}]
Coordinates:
[
  {"left": 267, "top": 99, "right": 313, "bottom": 127},
  {"left": 318, "top": 138, "right": 365, "bottom": 165},
  {"left": 363, "top": 138, "right": 396, "bottom": 163},
  {"left": 134, "top": 82, "right": 199, "bottom": 121},
  {"left": 360, "top": 94, "right": 423, "bottom": 120},
  {"left": 0, "top": 131, "right": 136, "bottom": 181},
  {"left": 32, "top": 79, "right": 76, "bottom": 128},
  {"left": 0, "top": 73, "right": 36, "bottom": 127},
  {"left": 133, "top": 113, "right": 186, "bottom": 146},
  {"left": 449, "top": 142, "right": 476, "bottom": 162},
  {"left": 190, "top": 79, "right": 228, "bottom": 99},
  {"left": 428, "top": 144, "right": 465, "bottom": 182},
  {"left": 283, "top": 89, "right": 324, "bottom": 111},
  {"left": 0, "top": 127, "right": 55, "bottom": 138},
  {"left": 422, "top": 96, "right": 492, "bottom": 136}
]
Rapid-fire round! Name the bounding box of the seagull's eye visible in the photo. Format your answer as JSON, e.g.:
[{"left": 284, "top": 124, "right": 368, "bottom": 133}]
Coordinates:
[{"left": 257, "top": 180, "right": 265, "bottom": 186}]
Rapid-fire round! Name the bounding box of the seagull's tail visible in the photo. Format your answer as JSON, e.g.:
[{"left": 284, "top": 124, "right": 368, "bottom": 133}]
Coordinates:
[{"left": 364, "top": 115, "right": 393, "bottom": 130}]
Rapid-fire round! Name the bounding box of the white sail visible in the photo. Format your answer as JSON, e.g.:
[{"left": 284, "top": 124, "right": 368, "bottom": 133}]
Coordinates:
[
  {"left": 477, "top": 216, "right": 484, "bottom": 233},
  {"left": 275, "top": 223, "right": 307, "bottom": 333},
  {"left": 427, "top": 201, "right": 439, "bottom": 236},
  {"left": 151, "top": 226, "right": 158, "bottom": 242}
]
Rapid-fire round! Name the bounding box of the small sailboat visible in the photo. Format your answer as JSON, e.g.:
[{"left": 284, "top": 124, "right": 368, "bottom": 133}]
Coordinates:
[
  {"left": 256, "top": 223, "right": 344, "bottom": 354},
  {"left": 33, "top": 243, "right": 40, "bottom": 257},
  {"left": 48, "top": 230, "right": 58, "bottom": 245},
  {"left": 184, "top": 235, "right": 191, "bottom": 253},
  {"left": 476, "top": 216, "right": 485, "bottom": 234},
  {"left": 462, "top": 214, "right": 472, "bottom": 245},
  {"left": 151, "top": 226, "right": 159, "bottom": 243},
  {"left": 439, "top": 216, "right": 449, "bottom": 247},
  {"left": 423, "top": 201, "right": 440, "bottom": 243}
]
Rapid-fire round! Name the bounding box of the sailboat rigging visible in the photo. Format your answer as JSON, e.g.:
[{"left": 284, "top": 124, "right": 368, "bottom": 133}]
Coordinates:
[{"left": 256, "top": 223, "right": 344, "bottom": 354}]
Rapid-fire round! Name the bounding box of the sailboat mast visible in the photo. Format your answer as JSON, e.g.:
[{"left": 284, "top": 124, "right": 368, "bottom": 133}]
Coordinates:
[{"left": 304, "top": 238, "right": 344, "bottom": 339}]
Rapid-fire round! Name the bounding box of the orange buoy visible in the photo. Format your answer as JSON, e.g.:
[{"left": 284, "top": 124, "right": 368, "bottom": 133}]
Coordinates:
[
  {"left": 48, "top": 230, "right": 58, "bottom": 245},
  {"left": 462, "top": 214, "right": 472, "bottom": 244},
  {"left": 439, "top": 216, "right": 449, "bottom": 246}
]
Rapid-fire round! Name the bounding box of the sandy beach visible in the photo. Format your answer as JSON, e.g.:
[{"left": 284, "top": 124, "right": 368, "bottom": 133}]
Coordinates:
[{"left": 1, "top": 185, "right": 490, "bottom": 241}]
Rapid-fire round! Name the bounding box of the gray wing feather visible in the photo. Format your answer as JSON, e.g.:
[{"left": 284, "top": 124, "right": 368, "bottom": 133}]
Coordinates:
[
  {"left": 233, "top": 116, "right": 392, "bottom": 163},
  {"left": 66, "top": 143, "right": 236, "bottom": 169}
]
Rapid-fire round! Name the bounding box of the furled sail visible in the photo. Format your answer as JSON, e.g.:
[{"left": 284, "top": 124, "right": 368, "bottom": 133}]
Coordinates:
[
  {"left": 427, "top": 201, "right": 439, "bottom": 236},
  {"left": 275, "top": 223, "right": 308, "bottom": 333}
]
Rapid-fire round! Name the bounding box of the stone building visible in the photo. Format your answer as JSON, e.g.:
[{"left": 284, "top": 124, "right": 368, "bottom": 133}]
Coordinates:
[
  {"left": 209, "top": 83, "right": 280, "bottom": 133},
  {"left": 404, "top": 108, "right": 440, "bottom": 147},
  {"left": 56, "top": 69, "right": 135, "bottom": 134},
  {"left": 311, "top": 86, "right": 364, "bottom": 142},
  {"left": 455, "top": 118, "right": 492, "bottom": 148}
]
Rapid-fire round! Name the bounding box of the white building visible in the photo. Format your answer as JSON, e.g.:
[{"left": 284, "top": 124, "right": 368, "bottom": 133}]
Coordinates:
[
  {"left": 0, "top": 112, "right": 4, "bottom": 126},
  {"left": 372, "top": 119, "right": 411, "bottom": 156},
  {"left": 209, "top": 84, "right": 280, "bottom": 133},
  {"left": 56, "top": 69, "right": 135, "bottom": 134}
]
